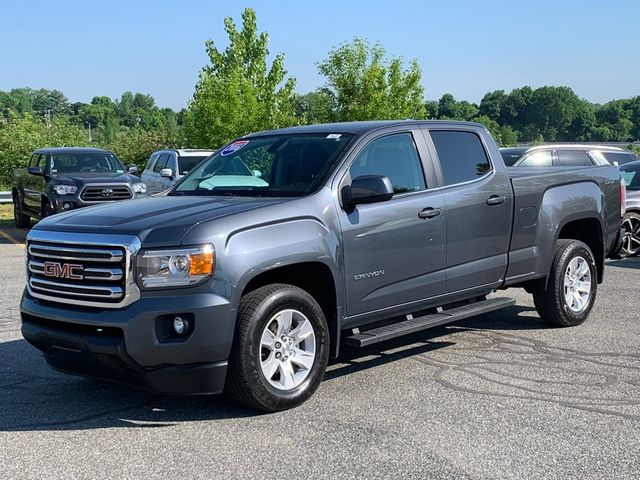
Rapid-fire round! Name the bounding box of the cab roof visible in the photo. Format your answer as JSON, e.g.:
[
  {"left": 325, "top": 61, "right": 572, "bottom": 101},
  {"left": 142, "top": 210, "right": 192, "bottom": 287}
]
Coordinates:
[{"left": 245, "top": 120, "right": 487, "bottom": 138}]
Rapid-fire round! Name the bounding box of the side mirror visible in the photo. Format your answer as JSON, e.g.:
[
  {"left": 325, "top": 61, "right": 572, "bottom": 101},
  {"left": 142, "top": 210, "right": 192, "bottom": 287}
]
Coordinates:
[
  {"left": 128, "top": 165, "right": 139, "bottom": 174},
  {"left": 160, "top": 168, "right": 173, "bottom": 179},
  {"left": 252, "top": 169, "right": 262, "bottom": 178},
  {"left": 28, "top": 166, "right": 44, "bottom": 176},
  {"left": 342, "top": 175, "right": 394, "bottom": 208}
]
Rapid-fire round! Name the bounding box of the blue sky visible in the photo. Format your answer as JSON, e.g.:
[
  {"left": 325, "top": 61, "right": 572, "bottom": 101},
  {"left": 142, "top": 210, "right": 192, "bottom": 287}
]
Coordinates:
[{"left": 1, "top": 0, "right": 638, "bottom": 110}]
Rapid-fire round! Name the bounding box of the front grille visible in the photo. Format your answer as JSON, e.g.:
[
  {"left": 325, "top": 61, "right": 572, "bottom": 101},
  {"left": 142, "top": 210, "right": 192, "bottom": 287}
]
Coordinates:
[
  {"left": 80, "top": 185, "right": 132, "bottom": 202},
  {"left": 27, "top": 239, "right": 128, "bottom": 305}
]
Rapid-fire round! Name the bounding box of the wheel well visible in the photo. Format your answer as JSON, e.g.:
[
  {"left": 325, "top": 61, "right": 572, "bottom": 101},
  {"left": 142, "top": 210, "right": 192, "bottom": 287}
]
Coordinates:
[
  {"left": 558, "top": 218, "right": 604, "bottom": 282},
  {"left": 242, "top": 262, "right": 339, "bottom": 355}
]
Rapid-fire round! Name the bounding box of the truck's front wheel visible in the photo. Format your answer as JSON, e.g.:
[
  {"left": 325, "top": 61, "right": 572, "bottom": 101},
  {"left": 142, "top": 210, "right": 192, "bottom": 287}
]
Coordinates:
[
  {"left": 226, "top": 284, "right": 330, "bottom": 412},
  {"left": 533, "top": 239, "right": 597, "bottom": 327},
  {"left": 14, "top": 198, "right": 30, "bottom": 228}
]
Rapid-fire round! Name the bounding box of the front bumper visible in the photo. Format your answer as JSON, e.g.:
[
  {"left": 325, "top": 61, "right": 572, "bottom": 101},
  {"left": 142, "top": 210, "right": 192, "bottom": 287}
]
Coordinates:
[{"left": 20, "top": 286, "right": 237, "bottom": 395}]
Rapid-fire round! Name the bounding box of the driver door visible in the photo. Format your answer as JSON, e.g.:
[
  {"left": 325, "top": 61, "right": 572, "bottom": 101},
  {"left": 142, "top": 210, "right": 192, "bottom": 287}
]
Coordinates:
[{"left": 336, "top": 130, "right": 447, "bottom": 321}]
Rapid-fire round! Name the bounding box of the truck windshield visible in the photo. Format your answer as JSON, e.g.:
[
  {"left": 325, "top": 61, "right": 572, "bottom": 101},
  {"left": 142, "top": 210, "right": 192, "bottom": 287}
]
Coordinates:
[
  {"left": 172, "top": 133, "right": 354, "bottom": 197},
  {"left": 50, "top": 153, "right": 126, "bottom": 175}
]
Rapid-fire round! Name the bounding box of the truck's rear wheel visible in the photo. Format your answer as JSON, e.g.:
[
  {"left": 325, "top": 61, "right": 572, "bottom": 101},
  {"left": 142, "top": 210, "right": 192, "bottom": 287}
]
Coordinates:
[
  {"left": 533, "top": 239, "right": 597, "bottom": 327},
  {"left": 225, "top": 284, "right": 330, "bottom": 412},
  {"left": 14, "top": 198, "right": 30, "bottom": 228}
]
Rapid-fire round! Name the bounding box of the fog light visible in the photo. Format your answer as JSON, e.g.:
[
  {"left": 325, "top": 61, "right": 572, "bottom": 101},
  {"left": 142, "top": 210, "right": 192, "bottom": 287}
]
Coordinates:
[
  {"left": 63, "top": 203, "right": 71, "bottom": 210},
  {"left": 173, "top": 316, "right": 188, "bottom": 335}
]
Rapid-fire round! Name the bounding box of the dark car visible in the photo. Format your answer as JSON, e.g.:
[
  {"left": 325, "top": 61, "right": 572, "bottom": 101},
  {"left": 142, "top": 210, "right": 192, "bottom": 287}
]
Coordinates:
[
  {"left": 500, "top": 145, "right": 638, "bottom": 167},
  {"left": 617, "top": 160, "right": 640, "bottom": 257},
  {"left": 11, "top": 147, "right": 148, "bottom": 227}
]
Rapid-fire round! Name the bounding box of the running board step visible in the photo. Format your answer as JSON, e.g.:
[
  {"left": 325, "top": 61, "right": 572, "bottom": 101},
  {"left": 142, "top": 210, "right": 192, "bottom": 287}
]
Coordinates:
[{"left": 345, "top": 297, "right": 515, "bottom": 347}]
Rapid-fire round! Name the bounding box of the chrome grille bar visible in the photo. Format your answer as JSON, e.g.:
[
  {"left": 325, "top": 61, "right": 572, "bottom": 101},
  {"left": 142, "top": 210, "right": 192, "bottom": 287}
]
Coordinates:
[{"left": 28, "top": 244, "right": 123, "bottom": 262}]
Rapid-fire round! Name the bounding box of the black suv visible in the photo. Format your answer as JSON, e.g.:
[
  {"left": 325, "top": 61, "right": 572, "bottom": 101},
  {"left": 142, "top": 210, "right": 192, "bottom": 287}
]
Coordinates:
[{"left": 12, "top": 147, "right": 148, "bottom": 227}]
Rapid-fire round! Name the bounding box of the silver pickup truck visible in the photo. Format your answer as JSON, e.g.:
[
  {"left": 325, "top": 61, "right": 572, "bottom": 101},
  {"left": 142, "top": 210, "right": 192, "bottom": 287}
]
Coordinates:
[{"left": 20, "top": 121, "right": 623, "bottom": 411}]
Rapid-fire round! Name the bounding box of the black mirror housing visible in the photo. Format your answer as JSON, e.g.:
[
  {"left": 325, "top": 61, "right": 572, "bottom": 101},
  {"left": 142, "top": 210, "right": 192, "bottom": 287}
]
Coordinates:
[
  {"left": 343, "top": 175, "right": 394, "bottom": 208},
  {"left": 128, "top": 165, "right": 139, "bottom": 174},
  {"left": 28, "top": 166, "right": 44, "bottom": 176}
]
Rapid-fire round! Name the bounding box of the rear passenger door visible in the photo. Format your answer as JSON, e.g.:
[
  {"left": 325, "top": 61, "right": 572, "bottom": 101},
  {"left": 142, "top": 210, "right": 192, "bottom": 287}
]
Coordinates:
[{"left": 424, "top": 128, "right": 513, "bottom": 293}]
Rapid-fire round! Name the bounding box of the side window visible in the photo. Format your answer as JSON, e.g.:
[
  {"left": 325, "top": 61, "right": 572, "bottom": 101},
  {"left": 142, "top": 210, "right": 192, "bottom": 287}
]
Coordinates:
[
  {"left": 557, "top": 150, "right": 593, "bottom": 166},
  {"left": 169, "top": 153, "right": 178, "bottom": 173},
  {"left": 153, "top": 154, "right": 169, "bottom": 172},
  {"left": 518, "top": 150, "right": 553, "bottom": 167},
  {"left": 349, "top": 133, "right": 426, "bottom": 194},
  {"left": 29, "top": 154, "right": 40, "bottom": 168},
  {"left": 144, "top": 154, "right": 157, "bottom": 172},
  {"left": 429, "top": 131, "right": 491, "bottom": 185}
]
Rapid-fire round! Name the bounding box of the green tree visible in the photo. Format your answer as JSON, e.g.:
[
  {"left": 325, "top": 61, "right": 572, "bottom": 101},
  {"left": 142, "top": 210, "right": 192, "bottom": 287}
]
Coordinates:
[
  {"left": 479, "top": 90, "right": 507, "bottom": 122},
  {"left": 184, "top": 8, "right": 298, "bottom": 148},
  {"left": 105, "top": 127, "right": 178, "bottom": 171},
  {"left": 0, "top": 113, "right": 85, "bottom": 186},
  {"left": 317, "top": 38, "right": 425, "bottom": 121},
  {"left": 294, "top": 90, "right": 335, "bottom": 124}
]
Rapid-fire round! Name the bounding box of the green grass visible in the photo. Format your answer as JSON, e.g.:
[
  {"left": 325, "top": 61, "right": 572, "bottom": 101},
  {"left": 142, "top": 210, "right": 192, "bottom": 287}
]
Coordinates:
[{"left": 0, "top": 203, "right": 13, "bottom": 226}]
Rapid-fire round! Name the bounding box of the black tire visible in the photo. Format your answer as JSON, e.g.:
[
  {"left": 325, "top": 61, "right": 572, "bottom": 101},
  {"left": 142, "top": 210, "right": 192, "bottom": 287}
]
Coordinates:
[
  {"left": 41, "top": 200, "right": 54, "bottom": 218},
  {"left": 225, "top": 284, "right": 330, "bottom": 412},
  {"left": 13, "top": 197, "right": 30, "bottom": 228},
  {"left": 533, "top": 239, "right": 597, "bottom": 327}
]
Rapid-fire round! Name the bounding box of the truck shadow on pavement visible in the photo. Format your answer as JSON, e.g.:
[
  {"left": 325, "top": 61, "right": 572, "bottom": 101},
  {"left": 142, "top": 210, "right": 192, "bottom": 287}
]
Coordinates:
[
  {"left": 0, "top": 305, "right": 544, "bottom": 432},
  {"left": 606, "top": 257, "right": 640, "bottom": 270}
]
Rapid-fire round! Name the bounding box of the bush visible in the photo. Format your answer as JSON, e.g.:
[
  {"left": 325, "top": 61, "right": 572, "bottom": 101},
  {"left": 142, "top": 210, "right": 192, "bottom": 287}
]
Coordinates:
[{"left": 0, "top": 113, "right": 86, "bottom": 188}]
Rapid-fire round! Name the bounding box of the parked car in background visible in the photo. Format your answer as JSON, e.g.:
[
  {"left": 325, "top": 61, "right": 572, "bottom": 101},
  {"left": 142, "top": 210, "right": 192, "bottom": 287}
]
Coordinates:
[
  {"left": 141, "top": 149, "right": 216, "bottom": 194},
  {"left": 500, "top": 145, "right": 638, "bottom": 167},
  {"left": 616, "top": 160, "right": 640, "bottom": 257},
  {"left": 11, "top": 147, "right": 147, "bottom": 228}
]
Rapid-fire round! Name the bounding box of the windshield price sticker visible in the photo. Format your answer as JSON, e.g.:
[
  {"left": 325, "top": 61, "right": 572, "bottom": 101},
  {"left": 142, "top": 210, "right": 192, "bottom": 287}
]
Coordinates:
[
  {"left": 221, "top": 140, "right": 249, "bottom": 156},
  {"left": 326, "top": 134, "right": 342, "bottom": 139}
]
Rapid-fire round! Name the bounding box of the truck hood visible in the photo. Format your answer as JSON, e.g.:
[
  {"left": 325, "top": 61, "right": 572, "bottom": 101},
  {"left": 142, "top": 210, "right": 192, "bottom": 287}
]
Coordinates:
[
  {"left": 33, "top": 196, "right": 287, "bottom": 246},
  {"left": 51, "top": 172, "right": 140, "bottom": 185}
]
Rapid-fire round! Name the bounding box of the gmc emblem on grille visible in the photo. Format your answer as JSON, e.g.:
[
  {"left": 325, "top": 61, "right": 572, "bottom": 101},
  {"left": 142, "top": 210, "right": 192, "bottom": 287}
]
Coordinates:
[
  {"left": 43, "top": 262, "right": 83, "bottom": 280},
  {"left": 101, "top": 188, "right": 113, "bottom": 198}
]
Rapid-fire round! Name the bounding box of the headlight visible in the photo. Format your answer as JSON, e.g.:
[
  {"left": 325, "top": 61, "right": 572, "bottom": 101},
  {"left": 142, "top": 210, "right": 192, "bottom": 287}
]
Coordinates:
[
  {"left": 53, "top": 185, "right": 77, "bottom": 195},
  {"left": 132, "top": 182, "right": 147, "bottom": 194},
  {"left": 137, "top": 245, "right": 214, "bottom": 288}
]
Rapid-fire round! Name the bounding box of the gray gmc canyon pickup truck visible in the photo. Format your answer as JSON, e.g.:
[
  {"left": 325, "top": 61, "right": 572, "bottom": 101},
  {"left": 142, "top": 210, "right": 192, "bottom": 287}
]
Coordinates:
[{"left": 20, "top": 121, "right": 623, "bottom": 411}]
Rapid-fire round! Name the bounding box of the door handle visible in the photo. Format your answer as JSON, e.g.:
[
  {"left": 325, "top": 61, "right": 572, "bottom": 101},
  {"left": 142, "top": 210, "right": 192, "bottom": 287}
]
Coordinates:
[
  {"left": 486, "top": 195, "right": 506, "bottom": 206},
  {"left": 418, "top": 207, "right": 441, "bottom": 219}
]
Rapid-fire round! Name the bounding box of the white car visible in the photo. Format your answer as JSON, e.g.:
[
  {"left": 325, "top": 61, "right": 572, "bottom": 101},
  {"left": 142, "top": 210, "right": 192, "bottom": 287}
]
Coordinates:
[{"left": 141, "top": 149, "right": 216, "bottom": 194}]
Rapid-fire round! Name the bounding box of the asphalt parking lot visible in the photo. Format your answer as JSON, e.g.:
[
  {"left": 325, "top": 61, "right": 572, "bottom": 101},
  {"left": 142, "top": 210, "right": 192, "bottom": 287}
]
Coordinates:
[{"left": 1, "top": 228, "right": 639, "bottom": 479}]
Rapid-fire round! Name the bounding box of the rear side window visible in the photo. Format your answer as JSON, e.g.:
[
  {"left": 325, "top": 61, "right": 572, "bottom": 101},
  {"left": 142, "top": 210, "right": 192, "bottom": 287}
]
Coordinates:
[
  {"left": 519, "top": 150, "right": 553, "bottom": 167},
  {"left": 601, "top": 151, "right": 638, "bottom": 166},
  {"left": 430, "top": 131, "right": 491, "bottom": 185},
  {"left": 557, "top": 150, "right": 593, "bottom": 167},
  {"left": 153, "top": 154, "right": 169, "bottom": 172},
  {"left": 349, "top": 133, "right": 426, "bottom": 194},
  {"left": 178, "top": 155, "right": 209, "bottom": 175}
]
